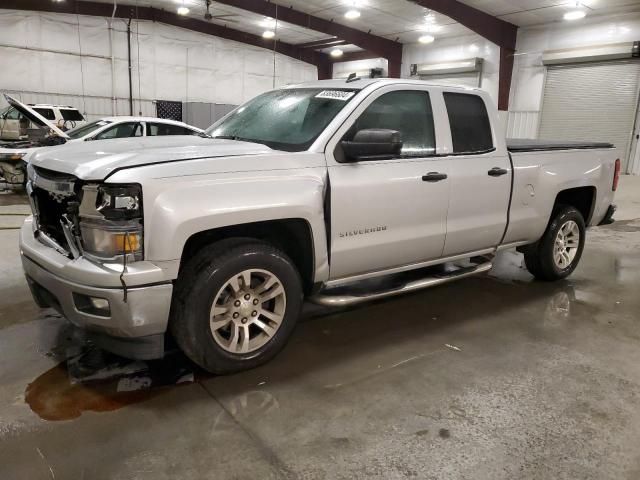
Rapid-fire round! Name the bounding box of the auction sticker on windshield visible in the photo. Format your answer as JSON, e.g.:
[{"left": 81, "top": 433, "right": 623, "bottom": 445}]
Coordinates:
[{"left": 315, "top": 91, "right": 356, "bottom": 101}]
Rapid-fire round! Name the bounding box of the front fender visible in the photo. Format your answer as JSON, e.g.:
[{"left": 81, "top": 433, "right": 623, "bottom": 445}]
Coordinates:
[{"left": 142, "top": 169, "right": 329, "bottom": 282}]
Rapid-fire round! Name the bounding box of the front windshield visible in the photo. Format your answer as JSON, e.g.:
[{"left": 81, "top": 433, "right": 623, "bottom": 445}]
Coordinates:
[
  {"left": 67, "top": 120, "right": 112, "bottom": 139},
  {"left": 206, "top": 88, "right": 358, "bottom": 152}
]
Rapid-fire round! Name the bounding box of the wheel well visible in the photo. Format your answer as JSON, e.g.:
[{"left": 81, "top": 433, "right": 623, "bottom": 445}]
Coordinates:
[
  {"left": 180, "top": 219, "right": 315, "bottom": 294},
  {"left": 554, "top": 186, "right": 596, "bottom": 223}
]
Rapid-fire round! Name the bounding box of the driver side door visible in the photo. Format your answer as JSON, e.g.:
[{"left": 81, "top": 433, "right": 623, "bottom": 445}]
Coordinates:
[{"left": 326, "top": 87, "right": 451, "bottom": 281}]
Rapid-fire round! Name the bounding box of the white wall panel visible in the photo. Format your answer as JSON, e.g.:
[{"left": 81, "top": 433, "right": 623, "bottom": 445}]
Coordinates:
[
  {"left": 80, "top": 57, "right": 112, "bottom": 97},
  {"left": 243, "top": 73, "right": 274, "bottom": 102},
  {"left": 506, "top": 111, "right": 540, "bottom": 139},
  {"left": 0, "top": 9, "right": 317, "bottom": 118},
  {"left": 403, "top": 34, "right": 500, "bottom": 105},
  {"left": 40, "top": 52, "right": 83, "bottom": 95},
  {"left": 510, "top": 12, "right": 640, "bottom": 113},
  {"left": 509, "top": 11, "right": 640, "bottom": 170},
  {"left": 245, "top": 48, "right": 275, "bottom": 76},
  {"left": 333, "top": 58, "right": 388, "bottom": 79},
  {"left": 0, "top": 47, "right": 41, "bottom": 92},
  {"left": 214, "top": 71, "right": 243, "bottom": 104},
  {"left": 78, "top": 17, "right": 111, "bottom": 58},
  {"left": 186, "top": 68, "right": 216, "bottom": 103},
  {"left": 40, "top": 14, "right": 81, "bottom": 54}
]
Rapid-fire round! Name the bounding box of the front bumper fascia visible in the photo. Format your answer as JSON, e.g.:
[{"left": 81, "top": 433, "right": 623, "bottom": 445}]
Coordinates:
[{"left": 20, "top": 218, "right": 174, "bottom": 360}]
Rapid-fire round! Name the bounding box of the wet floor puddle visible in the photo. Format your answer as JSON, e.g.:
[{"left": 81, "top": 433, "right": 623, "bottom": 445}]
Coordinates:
[{"left": 26, "top": 347, "right": 205, "bottom": 421}]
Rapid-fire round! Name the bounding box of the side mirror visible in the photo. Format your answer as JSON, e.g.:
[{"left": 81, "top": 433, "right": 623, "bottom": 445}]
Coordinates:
[{"left": 340, "top": 129, "right": 402, "bottom": 162}]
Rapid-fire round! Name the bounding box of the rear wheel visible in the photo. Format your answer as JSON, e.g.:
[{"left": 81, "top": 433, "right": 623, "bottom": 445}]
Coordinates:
[
  {"left": 524, "top": 206, "right": 586, "bottom": 281},
  {"left": 170, "top": 239, "right": 303, "bottom": 374}
]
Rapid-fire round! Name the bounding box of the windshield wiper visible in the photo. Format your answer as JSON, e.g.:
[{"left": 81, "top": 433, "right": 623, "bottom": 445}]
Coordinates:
[
  {"left": 212, "top": 135, "right": 241, "bottom": 140},
  {"left": 211, "top": 135, "right": 267, "bottom": 147}
]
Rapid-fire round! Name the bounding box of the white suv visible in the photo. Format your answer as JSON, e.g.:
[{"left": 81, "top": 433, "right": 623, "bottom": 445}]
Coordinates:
[{"left": 0, "top": 103, "right": 86, "bottom": 140}]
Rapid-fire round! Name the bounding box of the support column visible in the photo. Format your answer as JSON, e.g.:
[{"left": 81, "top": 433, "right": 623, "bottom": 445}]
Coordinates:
[
  {"left": 317, "top": 59, "right": 333, "bottom": 80},
  {"left": 387, "top": 57, "right": 402, "bottom": 78},
  {"left": 498, "top": 47, "right": 515, "bottom": 111}
]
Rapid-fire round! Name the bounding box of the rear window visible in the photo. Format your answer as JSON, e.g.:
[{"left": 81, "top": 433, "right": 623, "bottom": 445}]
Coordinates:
[
  {"left": 443, "top": 93, "right": 493, "bottom": 154},
  {"left": 147, "top": 123, "right": 198, "bottom": 136},
  {"left": 33, "top": 108, "right": 55, "bottom": 120},
  {"left": 60, "top": 109, "right": 85, "bottom": 121}
]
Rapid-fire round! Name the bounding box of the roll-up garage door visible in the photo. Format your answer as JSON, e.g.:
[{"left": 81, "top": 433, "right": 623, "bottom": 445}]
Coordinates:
[
  {"left": 539, "top": 60, "right": 640, "bottom": 171},
  {"left": 420, "top": 72, "right": 481, "bottom": 88}
]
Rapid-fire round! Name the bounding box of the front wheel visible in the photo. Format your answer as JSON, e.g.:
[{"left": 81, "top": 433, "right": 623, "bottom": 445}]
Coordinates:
[
  {"left": 523, "top": 206, "right": 586, "bottom": 281},
  {"left": 170, "top": 239, "right": 303, "bottom": 374}
]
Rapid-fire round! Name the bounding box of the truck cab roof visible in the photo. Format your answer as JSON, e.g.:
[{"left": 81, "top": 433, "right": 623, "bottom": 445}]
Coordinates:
[{"left": 285, "top": 77, "right": 482, "bottom": 93}]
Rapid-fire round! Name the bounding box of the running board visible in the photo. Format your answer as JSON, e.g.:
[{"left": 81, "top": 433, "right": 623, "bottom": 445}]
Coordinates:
[{"left": 310, "top": 258, "right": 493, "bottom": 307}]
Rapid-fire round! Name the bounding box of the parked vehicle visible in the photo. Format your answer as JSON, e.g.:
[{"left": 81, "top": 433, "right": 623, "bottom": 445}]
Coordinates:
[
  {"left": 20, "top": 79, "right": 619, "bottom": 374},
  {"left": 0, "top": 94, "right": 205, "bottom": 187},
  {"left": 0, "top": 102, "right": 86, "bottom": 140}
]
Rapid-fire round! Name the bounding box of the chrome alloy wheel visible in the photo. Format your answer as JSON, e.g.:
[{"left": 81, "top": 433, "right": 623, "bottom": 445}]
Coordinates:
[
  {"left": 209, "top": 269, "right": 286, "bottom": 354},
  {"left": 553, "top": 220, "right": 580, "bottom": 270}
]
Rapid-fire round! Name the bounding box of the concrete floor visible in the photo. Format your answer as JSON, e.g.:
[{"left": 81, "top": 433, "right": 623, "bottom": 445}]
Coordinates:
[{"left": 1, "top": 177, "right": 640, "bottom": 480}]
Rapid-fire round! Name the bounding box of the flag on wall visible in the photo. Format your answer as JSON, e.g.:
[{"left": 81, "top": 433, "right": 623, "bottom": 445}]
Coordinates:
[{"left": 156, "top": 100, "right": 183, "bottom": 121}]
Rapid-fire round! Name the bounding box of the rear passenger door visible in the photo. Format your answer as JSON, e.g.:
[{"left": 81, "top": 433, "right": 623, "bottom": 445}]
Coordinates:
[
  {"left": 326, "top": 87, "right": 451, "bottom": 280},
  {"left": 441, "top": 92, "right": 511, "bottom": 257}
]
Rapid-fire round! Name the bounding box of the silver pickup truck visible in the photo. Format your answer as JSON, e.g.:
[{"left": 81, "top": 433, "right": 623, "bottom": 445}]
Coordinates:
[{"left": 20, "top": 78, "right": 620, "bottom": 374}]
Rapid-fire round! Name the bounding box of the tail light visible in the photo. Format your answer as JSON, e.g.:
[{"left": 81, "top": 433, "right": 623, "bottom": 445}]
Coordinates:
[{"left": 613, "top": 158, "right": 621, "bottom": 191}]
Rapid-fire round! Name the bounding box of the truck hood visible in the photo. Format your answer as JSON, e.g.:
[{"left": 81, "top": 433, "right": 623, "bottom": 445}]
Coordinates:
[
  {"left": 4, "top": 94, "right": 69, "bottom": 140},
  {"left": 28, "top": 135, "right": 274, "bottom": 180}
]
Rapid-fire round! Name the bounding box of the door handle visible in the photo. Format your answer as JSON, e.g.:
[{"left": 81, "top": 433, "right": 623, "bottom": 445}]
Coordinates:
[
  {"left": 422, "top": 172, "right": 447, "bottom": 182},
  {"left": 488, "top": 167, "right": 508, "bottom": 177}
]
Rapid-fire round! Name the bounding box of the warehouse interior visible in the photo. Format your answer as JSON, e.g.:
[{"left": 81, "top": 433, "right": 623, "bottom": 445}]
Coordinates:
[{"left": 2, "top": 0, "right": 640, "bottom": 478}]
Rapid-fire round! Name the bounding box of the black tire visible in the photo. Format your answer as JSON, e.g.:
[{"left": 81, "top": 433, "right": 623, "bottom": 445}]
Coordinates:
[
  {"left": 170, "top": 238, "right": 303, "bottom": 374},
  {"left": 524, "top": 205, "right": 586, "bottom": 281}
]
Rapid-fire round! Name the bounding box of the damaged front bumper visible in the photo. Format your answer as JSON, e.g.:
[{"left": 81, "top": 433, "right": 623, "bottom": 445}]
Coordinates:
[{"left": 20, "top": 218, "right": 174, "bottom": 359}]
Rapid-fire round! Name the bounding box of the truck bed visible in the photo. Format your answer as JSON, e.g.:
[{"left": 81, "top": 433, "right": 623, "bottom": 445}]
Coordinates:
[{"left": 507, "top": 139, "right": 614, "bottom": 153}]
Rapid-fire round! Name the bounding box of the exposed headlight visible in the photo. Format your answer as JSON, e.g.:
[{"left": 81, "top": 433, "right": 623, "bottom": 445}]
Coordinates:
[
  {"left": 95, "top": 184, "right": 142, "bottom": 220},
  {"left": 79, "top": 184, "right": 143, "bottom": 262}
]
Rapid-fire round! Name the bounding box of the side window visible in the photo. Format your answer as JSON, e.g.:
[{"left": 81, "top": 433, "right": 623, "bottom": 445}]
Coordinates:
[
  {"left": 6, "top": 107, "right": 21, "bottom": 120},
  {"left": 34, "top": 108, "right": 55, "bottom": 120},
  {"left": 60, "top": 109, "right": 85, "bottom": 121},
  {"left": 147, "top": 123, "right": 196, "bottom": 136},
  {"left": 95, "top": 122, "right": 143, "bottom": 140},
  {"left": 443, "top": 93, "right": 494, "bottom": 154},
  {"left": 346, "top": 90, "right": 435, "bottom": 158}
]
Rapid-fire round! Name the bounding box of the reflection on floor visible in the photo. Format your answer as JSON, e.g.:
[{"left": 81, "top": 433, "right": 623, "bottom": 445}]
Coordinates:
[{"left": 2, "top": 176, "right": 640, "bottom": 480}]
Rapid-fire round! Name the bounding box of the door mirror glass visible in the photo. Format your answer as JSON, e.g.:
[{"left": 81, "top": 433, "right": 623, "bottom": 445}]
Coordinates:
[{"left": 340, "top": 129, "right": 402, "bottom": 162}]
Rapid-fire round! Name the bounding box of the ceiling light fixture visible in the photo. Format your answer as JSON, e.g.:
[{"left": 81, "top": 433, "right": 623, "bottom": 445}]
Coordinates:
[
  {"left": 421, "top": 24, "right": 442, "bottom": 33},
  {"left": 177, "top": 6, "right": 189, "bottom": 15},
  {"left": 424, "top": 11, "right": 436, "bottom": 24},
  {"left": 331, "top": 48, "right": 344, "bottom": 58},
  {"left": 261, "top": 17, "right": 277, "bottom": 28},
  {"left": 418, "top": 35, "right": 435, "bottom": 44},
  {"left": 262, "top": 30, "right": 275, "bottom": 39},
  {"left": 564, "top": 10, "right": 586, "bottom": 20},
  {"left": 345, "top": 9, "right": 361, "bottom": 19}
]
